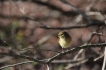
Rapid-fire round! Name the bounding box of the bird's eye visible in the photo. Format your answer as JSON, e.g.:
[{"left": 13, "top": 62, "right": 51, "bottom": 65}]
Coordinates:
[{"left": 61, "top": 34, "right": 64, "bottom": 36}]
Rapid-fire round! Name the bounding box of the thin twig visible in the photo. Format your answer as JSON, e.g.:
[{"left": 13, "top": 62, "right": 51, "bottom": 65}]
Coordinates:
[
  {"left": 65, "top": 58, "right": 88, "bottom": 69},
  {"left": 10, "top": 0, "right": 46, "bottom": 26},
  {"left": 0, "top": 52, "right": 45, "bottom": 64},
  {"left": 51, "top": 58, "right": 84, "bottom": 63},
  {"left": 89, "top": 0, "right": 106, "bottom": 21},
  {"left": 0, "top": 61, "right": 34, "bottom": 69},
  {"left": 74, "top": 26, "right": 103, "bottom": 60},
  {"left": 94, "top": 54, "right": 104, "bottom": 61},
  {"left": 60, "top": 0, "right": 93, "bottom": 24},
  {"left": 102, "top": 42, "right": 106, "bottom": 70}
]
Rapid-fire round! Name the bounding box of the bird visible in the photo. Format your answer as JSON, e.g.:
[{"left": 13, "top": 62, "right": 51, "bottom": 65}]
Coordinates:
[{"left": 58, "top": 31, "right": 72, "bottom": 49}]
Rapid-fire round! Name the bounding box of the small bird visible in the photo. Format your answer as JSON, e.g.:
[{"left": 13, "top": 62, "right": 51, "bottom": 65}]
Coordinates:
[{"left": 58, "top": 31, "right": 72, "bottom": 49}]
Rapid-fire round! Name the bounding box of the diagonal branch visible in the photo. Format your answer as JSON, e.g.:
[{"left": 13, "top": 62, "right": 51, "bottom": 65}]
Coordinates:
[
  {"left": 60, "top": 0, "right": 93, "bottom": 24},
  {"left": 46, "top": 43, "right": 106, "bottom": 63},
  {"left": 0, "top": 43, "right": 106, "bottom": 64},
  {"left": 0, "top": 61, "right": 34, "bottom": 69}
]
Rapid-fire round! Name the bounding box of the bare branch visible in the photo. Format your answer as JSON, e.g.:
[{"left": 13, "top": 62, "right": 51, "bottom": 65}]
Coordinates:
[
  {"left": 0, "top": 61, "right": 34, "bottom": 69},
  {"left": 0, "top": 43, "right": 106, "bottom": 64},
  {"left": 60, "top": 0, "right": 93, "bottom": 24},
  {"left": 0, "top": 52, "right": 45, "bottom": 64},
  {"left": 39, "top": 23, "right": 105, "bottom": 30},
  {"left": 10, "top": 0, "right": 46, "bottom": 26},
  {"left": 46, "top": 43, "right": 106, "bottom": 63},
  {"left": 65, "top": 59, "right": 88, "bottom": 69}
]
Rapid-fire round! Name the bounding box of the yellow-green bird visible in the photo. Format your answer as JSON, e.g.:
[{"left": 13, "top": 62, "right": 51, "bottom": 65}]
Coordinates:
[{"left": 58, "top": 31, "right": 72, "bottom": 48}]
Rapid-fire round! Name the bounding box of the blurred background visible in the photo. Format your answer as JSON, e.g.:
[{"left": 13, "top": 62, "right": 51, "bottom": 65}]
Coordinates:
[{"left": 0, "top": 0, "right": 106, "bottom": 70}]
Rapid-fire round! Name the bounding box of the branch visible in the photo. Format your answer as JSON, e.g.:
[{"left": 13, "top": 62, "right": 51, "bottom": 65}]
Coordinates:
[
  {"left": 60, "top": 0, "right": 93, "bottom": 24},
  {"left": 9, "top": 0, "right": 105, "bottom": 30},
  {"left": 0, "top": 43, "right": 106, "bottom": 64},
  {"left": 0, "top": 52, "right": 45, "bottom": 64},
  {"left": 65, "top": 58, "right": 88, "bottom": 69},
  {"left": 46, "top": 43, "right": 106, "bottom": 63},
  {"left": 10, "top": 0, "right": 46, "bottom": 26},
  {"left": 51, "top": 58, "right": 84, "bottom": 63},
  {"left": 39, "top": 23, "right": 105, "bottom": 30},
  {"left": 0, "top": 61, "right": 34, "bottom": 69}
]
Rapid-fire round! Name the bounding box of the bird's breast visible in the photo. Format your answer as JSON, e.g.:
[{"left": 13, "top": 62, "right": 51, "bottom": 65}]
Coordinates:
[{"left": 59, "top": 38, "right": 71, "bottom": 48}]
